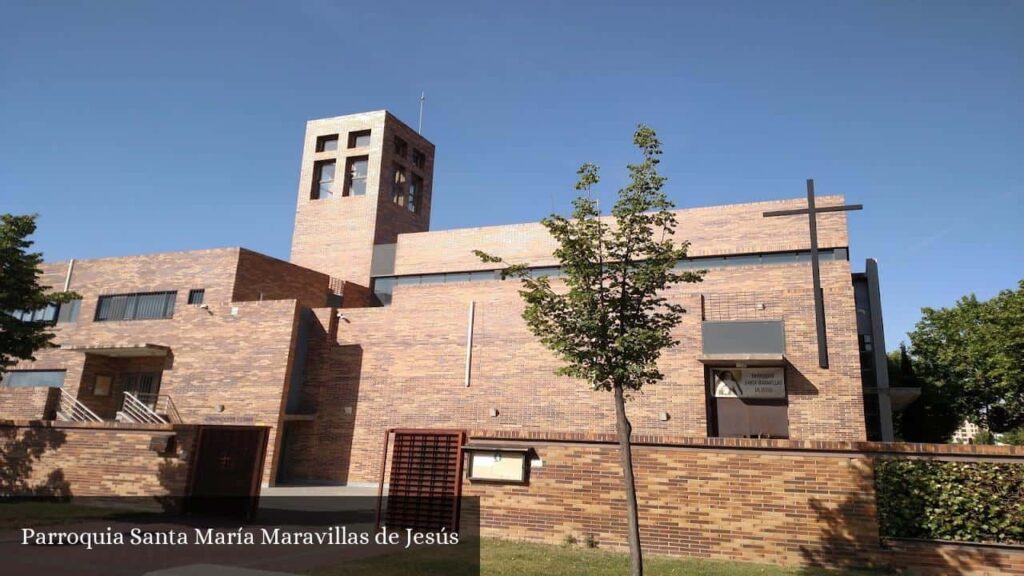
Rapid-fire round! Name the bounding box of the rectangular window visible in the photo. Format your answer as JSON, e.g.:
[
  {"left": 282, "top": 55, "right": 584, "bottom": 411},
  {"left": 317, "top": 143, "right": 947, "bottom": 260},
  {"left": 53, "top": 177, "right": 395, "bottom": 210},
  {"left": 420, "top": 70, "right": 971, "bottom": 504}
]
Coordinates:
[
  {"left": 708, "top": 368, "right": 789, "bottom": 439},
  {"left": 348, "top": 130, "right": 371, "bottom": 148},
  {"left": 391, "top": 164, "right": 407, "bottom": 207},
  {"left": 412, "top": 149, "right": 426, "bottom": 169},
  {"left": 187, "top": 289, "right": 205, "bottom": 305},
  {"left": 315, "top": 135, "right": 338, "bottom": 152},
  {"left": 7, "top": 300, "right": 81, "bottom": 324},
  {"left": 312, "top": 160, "right": 336, "bottom": 199},
  {"left": 408, "top": 174, "right": 423, "bottom": 213},
  {"left": 56, "top": 299, "right": 81, "bottom": 323},
  {"left": 393, "top": 136, "right": 408, "bottom": 158},
  {"left": 345, "top": 156, "right": 368, "bottom": 196},
  {"left": 1, "top": 370, "right": 66, "bottom": 388},
  {"left": 93, "top": 375, "right": 112, "bottom": 396},
  {"left": 95, "top": 291, "right": 176, "bottom": 321}
]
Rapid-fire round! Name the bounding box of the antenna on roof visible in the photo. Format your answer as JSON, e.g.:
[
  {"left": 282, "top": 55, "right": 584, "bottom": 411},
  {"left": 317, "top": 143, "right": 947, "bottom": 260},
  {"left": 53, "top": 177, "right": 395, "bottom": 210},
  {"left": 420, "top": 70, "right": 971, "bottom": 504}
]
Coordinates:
[{"left": 417, "top": 92, "right": 426, "bottom": 134}]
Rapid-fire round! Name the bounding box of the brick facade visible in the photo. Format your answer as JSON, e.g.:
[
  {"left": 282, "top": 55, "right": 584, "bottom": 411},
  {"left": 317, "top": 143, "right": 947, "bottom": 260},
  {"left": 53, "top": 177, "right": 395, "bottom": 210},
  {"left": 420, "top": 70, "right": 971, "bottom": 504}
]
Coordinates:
[
  {"left": 459, "top": 432, "right": 1024, "bottom": 575},
  {"left": 289, "top": 111, "right": 435, "bottom": 286},
  {"left": 0, "top": 420, "right": 198, "bottom": 502}
]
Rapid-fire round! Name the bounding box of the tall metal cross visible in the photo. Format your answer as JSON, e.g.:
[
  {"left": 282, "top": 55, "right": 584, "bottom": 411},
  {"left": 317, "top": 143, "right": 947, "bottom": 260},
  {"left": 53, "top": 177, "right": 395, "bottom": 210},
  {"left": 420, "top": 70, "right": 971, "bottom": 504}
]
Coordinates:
[{"left": 763, "top": 179, "right": 862, "bottom": 369}]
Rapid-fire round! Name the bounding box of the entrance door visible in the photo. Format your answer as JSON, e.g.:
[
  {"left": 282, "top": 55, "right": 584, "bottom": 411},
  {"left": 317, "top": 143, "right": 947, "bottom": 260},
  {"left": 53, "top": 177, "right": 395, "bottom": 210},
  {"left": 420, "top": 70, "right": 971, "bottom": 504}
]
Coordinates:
[{"left": 187, "top": 426, "right": 269, "bottom": 519}]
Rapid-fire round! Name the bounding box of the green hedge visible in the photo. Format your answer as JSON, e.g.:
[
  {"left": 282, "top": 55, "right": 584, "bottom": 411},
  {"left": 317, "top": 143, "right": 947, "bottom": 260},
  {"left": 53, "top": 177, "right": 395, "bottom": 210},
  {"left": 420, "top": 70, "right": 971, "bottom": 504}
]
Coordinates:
[{"left": 875, "top": 459, "right": 1024, "bottom": 544}]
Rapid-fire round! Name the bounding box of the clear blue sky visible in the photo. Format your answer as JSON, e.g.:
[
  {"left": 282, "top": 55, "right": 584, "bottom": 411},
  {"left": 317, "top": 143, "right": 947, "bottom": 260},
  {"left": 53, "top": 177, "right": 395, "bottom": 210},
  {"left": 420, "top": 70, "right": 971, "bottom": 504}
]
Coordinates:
[{"left": 2, "top": 1, "right": 1021, "bottom": 349}]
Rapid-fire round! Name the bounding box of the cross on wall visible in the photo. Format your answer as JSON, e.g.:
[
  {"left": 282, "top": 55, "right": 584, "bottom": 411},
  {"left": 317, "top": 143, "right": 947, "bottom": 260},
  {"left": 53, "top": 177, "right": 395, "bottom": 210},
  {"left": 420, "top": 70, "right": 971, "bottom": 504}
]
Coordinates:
[{"left": 763, "top": 179, "right": 863, "bottom": 369}]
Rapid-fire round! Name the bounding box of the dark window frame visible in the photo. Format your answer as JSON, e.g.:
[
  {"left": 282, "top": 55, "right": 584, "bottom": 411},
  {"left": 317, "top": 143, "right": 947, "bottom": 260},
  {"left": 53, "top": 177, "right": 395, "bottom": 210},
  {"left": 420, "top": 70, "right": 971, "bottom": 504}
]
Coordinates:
[
  {"left": 393, "top": 136, "right": 408, "bottom": 158},
  {"left": 94, "top": 291, "right": 177, "bottom": 322},
  {"left": 187, "top": 289, "right": 205, "bottom": 306},
  {"left": 315, "top": 134, "right": 339, "bottom": 152},
  {"left": 311, "top": 159, "right": 337, "bottom": 200},
  {"left": 0, "top": 369, "right": 66, "bottom": 388},
  {"left": 391, "top": 164, "right": 408, "bottom": 207},
  {"left": 344, "top": 156, "right": 369, "bottom": 196},
  {"left": 348, "top": 130, "right": 371, "bottom": 148},
  {"left": 412, "top": 149, "right": 426, "bottom": 169}
]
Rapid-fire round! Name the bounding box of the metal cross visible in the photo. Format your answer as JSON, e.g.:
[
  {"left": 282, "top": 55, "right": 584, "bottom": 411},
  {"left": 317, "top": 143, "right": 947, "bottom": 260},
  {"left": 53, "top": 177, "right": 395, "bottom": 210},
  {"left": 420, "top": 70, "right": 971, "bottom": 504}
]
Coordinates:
[{"left": 763, "top": 179, "right": 862, "bottom": 369}]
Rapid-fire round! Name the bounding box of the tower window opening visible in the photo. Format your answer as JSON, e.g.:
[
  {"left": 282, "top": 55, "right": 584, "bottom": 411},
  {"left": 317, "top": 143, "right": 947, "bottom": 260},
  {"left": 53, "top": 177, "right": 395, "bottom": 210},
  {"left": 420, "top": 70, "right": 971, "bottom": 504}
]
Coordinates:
[
  {"left": 391, "top": 164, "right": 408, "bottom": 207},
  {"left": 348, "top": 130, "right": 371, "bottom": 148},
  {"left": 312, "top": 160, "right": 336, "bottom": 199},
  {"left": 345, "top": 156, "right": 369, "bottom": 196}
]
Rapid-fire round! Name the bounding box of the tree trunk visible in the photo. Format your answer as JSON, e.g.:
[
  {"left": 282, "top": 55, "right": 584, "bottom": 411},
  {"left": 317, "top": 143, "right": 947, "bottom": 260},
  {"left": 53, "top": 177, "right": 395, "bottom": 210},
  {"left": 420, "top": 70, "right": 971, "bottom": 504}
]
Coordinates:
[{"left": 613, "top": 382, "right": 643, "bottom": 576}]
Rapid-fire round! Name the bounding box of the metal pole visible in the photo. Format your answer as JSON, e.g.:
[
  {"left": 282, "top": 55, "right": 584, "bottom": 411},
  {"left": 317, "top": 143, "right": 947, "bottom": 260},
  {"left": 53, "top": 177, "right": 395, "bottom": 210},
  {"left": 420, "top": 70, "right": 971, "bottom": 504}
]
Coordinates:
[
  {"left": 806, "top": 179, "right": 829, "bottom": 369},
  {"left": 418, "top": 92, "right": 425, "bottom": 134}
]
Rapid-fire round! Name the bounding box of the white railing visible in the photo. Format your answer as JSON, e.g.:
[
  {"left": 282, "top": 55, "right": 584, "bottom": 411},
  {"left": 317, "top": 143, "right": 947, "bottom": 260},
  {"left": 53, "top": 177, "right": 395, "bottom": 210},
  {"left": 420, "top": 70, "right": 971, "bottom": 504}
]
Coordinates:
[
  {"left": 117, "top": 392, "right": 168, "bottom": 424},
  {"left": 55, "top": 389, "right": 102, "bottom": 422}
]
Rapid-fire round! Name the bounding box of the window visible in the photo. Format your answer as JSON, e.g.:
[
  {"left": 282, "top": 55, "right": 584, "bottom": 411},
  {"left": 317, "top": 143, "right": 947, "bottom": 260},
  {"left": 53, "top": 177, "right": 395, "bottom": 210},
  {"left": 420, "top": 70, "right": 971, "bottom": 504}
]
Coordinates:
[
  {"left": 393, "top": 137, "right": 408, "bottom": 158},
  {"left": 56, "top": 299, "right": 81, "bottom": 323},
  {"left": 315, "top": 135, "right": 338, "bottom": 152},
  {"left": 345, "top": 156, "right": 368, "bottom": 196},
  {"left": 93, "top": 375, "right": 112, "bottom": 396},
  {"left": 1, "top": 370, "right": 65, "bottom": 388},
  {"left": 95, "top": 291, "right": 176, "bottom": 321},
  {"left": 412, "top": 149, "right": 426, "bottom": 169},
  {"left": 408, "top": 174, "right": 423, "bottom": 213},
  {"left": 312, "top": 160, "right": 336, "bottom": 199},
  {"left": 187, "top": 289, "right": 205, "bottom": 305},
  {"left": 391, "top": 164, "right": 407, "bottom": 207},
  {"left": 708, "top": 368, "right": 789, "bottom": 439},
  {"left": 348, "top": 130, "right": 371, "bottom": 148},
  {"left": 7, "top": 299, "right": 81, "bottom": 324}
]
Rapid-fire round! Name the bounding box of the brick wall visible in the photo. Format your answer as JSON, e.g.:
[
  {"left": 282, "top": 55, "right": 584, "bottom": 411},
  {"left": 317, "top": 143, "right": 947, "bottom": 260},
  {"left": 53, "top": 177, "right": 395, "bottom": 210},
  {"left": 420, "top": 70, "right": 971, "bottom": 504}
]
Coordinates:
[
  {"left": 233, "top": 248, "right": 330, "bottom": 308},
  {"left": 289, "top": 111, "right": 435, "bottom": 285},
  {"left": 393, "top": 196, "right": 850, "bottom": 275},
  {"left": 461, "top": 432, "right": 1024, "bottom": 575},
  {"left": 1, "top": 299, "right": 302, "bottom": 484},
  {"left": 291, "top": 256, "right": 864, "bottom": 485},
  {"left": 0, "top": 420, "right": 198, "bottom": 501}
]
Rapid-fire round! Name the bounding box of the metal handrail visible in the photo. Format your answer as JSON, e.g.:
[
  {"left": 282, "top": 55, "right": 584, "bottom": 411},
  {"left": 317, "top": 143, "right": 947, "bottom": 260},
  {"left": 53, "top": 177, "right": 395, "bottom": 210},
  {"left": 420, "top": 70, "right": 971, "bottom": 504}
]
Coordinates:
[
  {"left": 120, "top": 392, "right": 168, "bottom": 424},
  {"left": 129, "top": 393, "right": 182, "bottom": 424},
  {"left": 56, "top": 389, "right": 101, "bottom": 422}
]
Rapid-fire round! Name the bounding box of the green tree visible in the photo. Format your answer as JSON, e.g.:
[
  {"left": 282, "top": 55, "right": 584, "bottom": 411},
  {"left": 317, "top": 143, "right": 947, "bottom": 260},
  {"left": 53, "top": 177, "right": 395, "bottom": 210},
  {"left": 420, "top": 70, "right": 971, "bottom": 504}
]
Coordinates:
[
  {"left": 0, "top": 214, "right": 79, "bottom": 374},
  {"left": 908, "top": 280, "right": 1024, "bottom": 433},
  {"left": 890, "top": 343, "right": 960, "bottom": 442},
  {"left": 475, "top": 126, "right": 703, "bottom": 576}
]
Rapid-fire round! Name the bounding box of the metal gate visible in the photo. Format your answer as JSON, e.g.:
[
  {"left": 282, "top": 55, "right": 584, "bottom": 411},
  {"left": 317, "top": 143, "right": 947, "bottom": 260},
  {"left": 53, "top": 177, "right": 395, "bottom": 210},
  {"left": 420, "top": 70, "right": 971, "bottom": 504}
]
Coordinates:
[{"left": 376, "top": 429, "right": 466, "bottom": 531}]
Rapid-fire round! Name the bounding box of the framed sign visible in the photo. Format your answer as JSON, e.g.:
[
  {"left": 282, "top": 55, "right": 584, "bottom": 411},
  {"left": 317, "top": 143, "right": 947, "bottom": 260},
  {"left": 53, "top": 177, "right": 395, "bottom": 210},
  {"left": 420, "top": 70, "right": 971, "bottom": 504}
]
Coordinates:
[{"left": 712, "top": 368, "right": 785, "bottom": 399}]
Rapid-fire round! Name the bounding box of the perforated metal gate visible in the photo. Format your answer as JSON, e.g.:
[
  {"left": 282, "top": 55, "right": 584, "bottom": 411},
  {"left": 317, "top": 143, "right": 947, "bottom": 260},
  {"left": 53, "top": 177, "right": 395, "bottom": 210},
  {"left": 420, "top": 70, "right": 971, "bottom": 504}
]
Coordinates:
[{"left": 376, "top": 429, "right": 466, "bottom": 531}]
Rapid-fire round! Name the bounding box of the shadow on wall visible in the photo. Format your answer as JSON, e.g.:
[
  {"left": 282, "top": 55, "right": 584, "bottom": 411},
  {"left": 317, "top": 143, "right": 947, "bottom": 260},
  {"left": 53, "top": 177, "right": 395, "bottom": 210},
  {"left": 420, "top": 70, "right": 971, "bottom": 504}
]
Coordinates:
[
  {"left": 796, "top": 457, "right": 1008, "bottom": 575},
  {"left": 0, "top": 426, "right": 71, "bottom": 498},
  {"left": 277, "top": 309, "right": 364, "bottom": 486}
]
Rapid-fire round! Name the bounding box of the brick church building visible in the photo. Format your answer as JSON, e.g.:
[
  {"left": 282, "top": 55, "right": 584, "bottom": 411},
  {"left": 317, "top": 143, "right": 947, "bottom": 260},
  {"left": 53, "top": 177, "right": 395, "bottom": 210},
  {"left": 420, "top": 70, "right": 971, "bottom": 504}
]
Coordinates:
[{"left": 2, "top": 110, "right": 903, "bottom": 488}]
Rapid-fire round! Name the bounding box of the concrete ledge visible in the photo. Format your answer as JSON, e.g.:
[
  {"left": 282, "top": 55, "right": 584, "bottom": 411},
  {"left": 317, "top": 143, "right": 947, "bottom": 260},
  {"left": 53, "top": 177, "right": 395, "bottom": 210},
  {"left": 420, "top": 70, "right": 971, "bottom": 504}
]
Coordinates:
[{"left": 467, "top": 429, "right": 1024, "bottom": 459}]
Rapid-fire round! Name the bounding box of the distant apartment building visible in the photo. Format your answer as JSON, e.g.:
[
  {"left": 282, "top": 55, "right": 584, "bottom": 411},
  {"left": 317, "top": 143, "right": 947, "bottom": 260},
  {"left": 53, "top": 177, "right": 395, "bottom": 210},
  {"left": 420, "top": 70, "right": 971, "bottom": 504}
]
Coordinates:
[{"left": 1, "top": 110, "right": 905, "bottom": 486}]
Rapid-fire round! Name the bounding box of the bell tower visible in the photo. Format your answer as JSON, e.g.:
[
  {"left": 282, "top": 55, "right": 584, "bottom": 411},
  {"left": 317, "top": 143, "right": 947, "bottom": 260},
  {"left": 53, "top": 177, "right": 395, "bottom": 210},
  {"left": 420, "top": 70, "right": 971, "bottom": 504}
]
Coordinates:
[{"left": 289, "top": 110, "right": 435, "bottom": 287}]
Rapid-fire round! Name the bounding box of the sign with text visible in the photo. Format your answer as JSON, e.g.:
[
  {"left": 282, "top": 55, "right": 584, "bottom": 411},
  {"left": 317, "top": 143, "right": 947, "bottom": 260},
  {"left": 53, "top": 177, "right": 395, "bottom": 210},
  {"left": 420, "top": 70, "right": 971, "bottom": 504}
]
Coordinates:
[{"left": 712, "top": 368, "right": 786, "bottom": 399}]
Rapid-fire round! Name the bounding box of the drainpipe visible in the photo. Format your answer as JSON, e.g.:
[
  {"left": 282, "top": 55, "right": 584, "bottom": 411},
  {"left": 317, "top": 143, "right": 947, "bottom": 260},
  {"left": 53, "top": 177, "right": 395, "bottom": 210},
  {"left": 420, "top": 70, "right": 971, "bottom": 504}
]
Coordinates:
[{"left": 63, "top": 259, "right": 75, "bottom": 292}]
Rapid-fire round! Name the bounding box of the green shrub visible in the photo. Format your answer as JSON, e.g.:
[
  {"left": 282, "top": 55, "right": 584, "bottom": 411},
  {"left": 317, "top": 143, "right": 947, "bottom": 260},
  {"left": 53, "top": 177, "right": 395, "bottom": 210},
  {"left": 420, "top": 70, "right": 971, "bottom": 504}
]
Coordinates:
[{"left": 875, "top": 459, "right": 1024, "bottom": 544}]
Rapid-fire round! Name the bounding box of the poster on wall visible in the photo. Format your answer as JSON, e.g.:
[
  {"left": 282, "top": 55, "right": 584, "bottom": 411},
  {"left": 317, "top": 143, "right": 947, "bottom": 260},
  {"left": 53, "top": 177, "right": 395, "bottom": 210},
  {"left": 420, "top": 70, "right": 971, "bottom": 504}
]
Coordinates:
[{"left": 712, "top": 368, "right": 786, "bottom": 399}]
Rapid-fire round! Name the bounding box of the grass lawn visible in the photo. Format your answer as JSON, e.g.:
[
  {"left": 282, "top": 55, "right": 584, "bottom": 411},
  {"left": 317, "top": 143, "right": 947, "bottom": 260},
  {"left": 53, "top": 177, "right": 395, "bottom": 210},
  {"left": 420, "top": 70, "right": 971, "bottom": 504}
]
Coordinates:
[{"left": 309, "top": 537, "right": 888, "bottom": 576}]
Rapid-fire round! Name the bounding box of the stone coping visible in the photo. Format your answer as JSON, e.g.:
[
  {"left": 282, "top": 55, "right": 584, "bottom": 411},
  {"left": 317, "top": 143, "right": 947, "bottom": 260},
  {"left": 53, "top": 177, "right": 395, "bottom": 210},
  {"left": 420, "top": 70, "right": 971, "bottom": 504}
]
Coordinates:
[
  {"left": 467, "top": 430, "right": 1024, "bottom": 458},
  {"left": 0, "top": 420, "right": 265, "bottom": 432}
]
